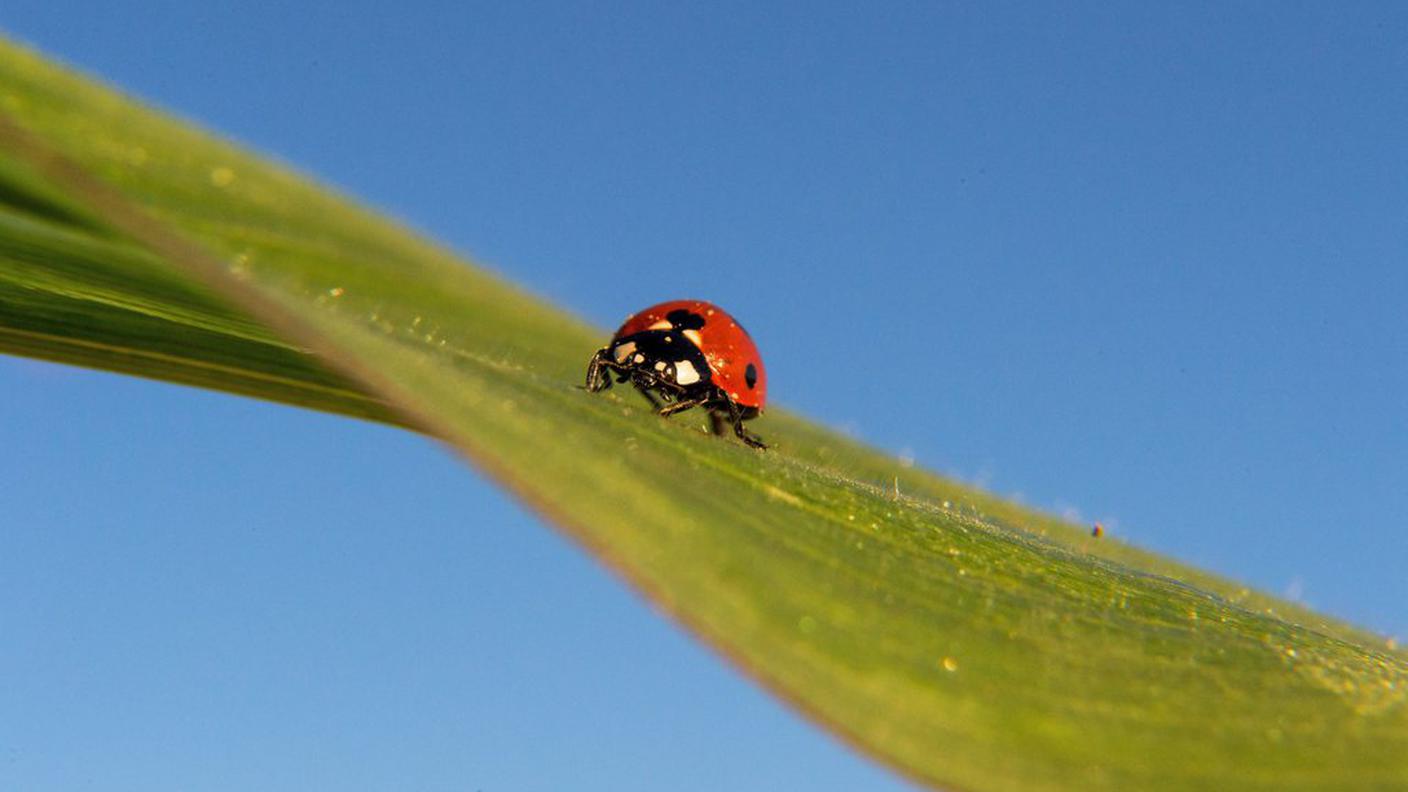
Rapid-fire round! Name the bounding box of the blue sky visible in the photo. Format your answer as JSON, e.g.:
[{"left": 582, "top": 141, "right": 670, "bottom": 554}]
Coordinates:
[{"left": 2, "top": 3, "right": 1405, "bottom": 790}]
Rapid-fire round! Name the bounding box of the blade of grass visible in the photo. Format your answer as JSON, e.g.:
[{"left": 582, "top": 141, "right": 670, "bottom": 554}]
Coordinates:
[
  {"left": 1, "top": 36, "right": 1404, "bottom": 791},
  {"left": 0, "top": 150, "right": 397, "bottom": 422}
]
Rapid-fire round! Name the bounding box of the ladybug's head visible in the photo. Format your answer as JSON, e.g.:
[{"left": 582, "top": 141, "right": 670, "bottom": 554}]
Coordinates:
[{"left": 609, "top": 329, "right": 711, "bottom": 389}]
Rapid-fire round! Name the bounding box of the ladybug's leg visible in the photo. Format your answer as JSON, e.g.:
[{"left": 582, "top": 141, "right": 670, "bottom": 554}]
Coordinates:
[
  {"left": 725, "top": 401, "right": 767, "bottom": 449},
  {"left": 634, "top": 384, "right": 665, "bottom": 412},
  {"left": 735, "top": 422, "right": 767, "bottom": 449},
  {"left": 708, "top": 411, "right": 727, "bottom": 437},
  {"left": 623, "top": 370, "right": 668, "bottom": 411},
  {"left": 584, "top": 348, "right": 615, "bottom": 392},
  {"left": 657, "top": 395, "right": 708, "bottom": 418}
]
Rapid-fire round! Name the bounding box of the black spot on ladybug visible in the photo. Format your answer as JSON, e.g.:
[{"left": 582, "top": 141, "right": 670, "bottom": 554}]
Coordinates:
[
  {"left": 745, "top": 363, "right": 758, "bottom": 389},
  {"left": 666, "top": 309, "right": 706, "bottom": 331}
]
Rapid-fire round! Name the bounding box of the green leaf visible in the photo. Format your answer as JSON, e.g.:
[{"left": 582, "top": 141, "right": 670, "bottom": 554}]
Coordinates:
[{"left": 1, "top": 37, "right": 1404, "bottom": 791}]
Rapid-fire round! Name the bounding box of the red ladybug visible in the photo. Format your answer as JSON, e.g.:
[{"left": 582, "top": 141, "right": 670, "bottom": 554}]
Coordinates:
[{"left": 585, "top": 299, "right": 767, "bottom": 448}]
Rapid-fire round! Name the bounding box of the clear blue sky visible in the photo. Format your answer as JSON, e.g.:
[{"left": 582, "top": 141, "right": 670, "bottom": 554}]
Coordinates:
[{"left": 2, "top": 3, "right": 1405, "bottom": 790}]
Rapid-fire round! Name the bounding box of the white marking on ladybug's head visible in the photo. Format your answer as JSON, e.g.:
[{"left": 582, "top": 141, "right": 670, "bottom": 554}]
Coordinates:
[
  {"left": 654, "top": 361, "right": 667, "bottom": 372},
  {"left": 649, "top": 320, "right": 671, "bottom": 330},
  {"left": 613, "top": 341, "right": 637, "bottom": 362},
  {"left": 674, "top": 359, "right": 701, "bottom": 385},
  {"left": 633, "top": 353, "right": 646, "bottom": 364},
  {"left": 683, "top": 329, "right": 703, "bottom": 347}
]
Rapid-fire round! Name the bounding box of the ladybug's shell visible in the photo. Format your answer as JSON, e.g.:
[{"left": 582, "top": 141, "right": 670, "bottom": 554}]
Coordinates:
[{"left": 614, "top": 300, "right": 767, "bottom": 411}]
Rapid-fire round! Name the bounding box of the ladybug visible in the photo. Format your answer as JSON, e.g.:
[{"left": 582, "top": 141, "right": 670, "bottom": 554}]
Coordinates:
[{"left": 585, "top": 299, "right": 767, "bottom": 448}]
